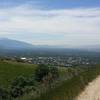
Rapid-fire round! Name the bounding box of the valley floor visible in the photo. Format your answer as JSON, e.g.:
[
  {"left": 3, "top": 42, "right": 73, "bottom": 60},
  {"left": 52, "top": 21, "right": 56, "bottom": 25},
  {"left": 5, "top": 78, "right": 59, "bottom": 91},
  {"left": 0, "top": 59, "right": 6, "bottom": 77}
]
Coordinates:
[{"left": 76, "top": 75, "right": 100, "bottom": 100}]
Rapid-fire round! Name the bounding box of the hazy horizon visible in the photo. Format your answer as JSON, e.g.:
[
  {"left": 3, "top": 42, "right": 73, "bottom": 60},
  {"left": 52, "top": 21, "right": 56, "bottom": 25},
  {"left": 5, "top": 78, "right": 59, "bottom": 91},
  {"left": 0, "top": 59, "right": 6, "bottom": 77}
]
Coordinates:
[{"left": 0, "top": 0, "right": 100, "bottom": 47}]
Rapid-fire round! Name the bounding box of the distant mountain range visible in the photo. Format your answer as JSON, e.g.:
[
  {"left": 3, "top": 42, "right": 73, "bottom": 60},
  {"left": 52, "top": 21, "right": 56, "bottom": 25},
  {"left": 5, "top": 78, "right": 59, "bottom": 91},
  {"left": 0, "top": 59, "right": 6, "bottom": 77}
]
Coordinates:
[
  {"left": 78, "top": 45, "right": 100, "bottom": 52},
  {"left": 0, "top": 38, "right": 65, "bottom": 50},
  {"left": 0, "top": 38, "right": 34, "bottom": 50},
  {"left": 0, "top": 38, "right": 100, "bottom": 57}
]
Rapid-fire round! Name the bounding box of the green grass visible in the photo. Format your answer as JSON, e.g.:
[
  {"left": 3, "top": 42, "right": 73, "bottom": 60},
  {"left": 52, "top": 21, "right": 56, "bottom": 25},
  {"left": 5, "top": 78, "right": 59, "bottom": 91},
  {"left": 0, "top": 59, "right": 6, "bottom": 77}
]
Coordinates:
[{"left": 0, "top": 61, "right": 37, "bottom": 88}]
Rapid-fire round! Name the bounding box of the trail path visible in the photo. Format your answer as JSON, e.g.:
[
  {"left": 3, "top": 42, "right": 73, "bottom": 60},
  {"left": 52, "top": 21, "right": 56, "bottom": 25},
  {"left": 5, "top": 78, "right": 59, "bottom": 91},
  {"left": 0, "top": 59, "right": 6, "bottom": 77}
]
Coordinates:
[{"left": 76, "top": 76, "right": 100, "bottom": 100}]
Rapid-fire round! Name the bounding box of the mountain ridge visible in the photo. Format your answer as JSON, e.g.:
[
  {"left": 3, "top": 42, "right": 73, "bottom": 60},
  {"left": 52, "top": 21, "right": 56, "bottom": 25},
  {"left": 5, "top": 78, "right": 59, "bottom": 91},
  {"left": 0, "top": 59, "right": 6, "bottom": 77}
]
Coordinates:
[
  {"left": 0, "top": 38, "right": 100, "bottom": 57},
  {"left": 0, "top": 38, "right": 34, "bottom": 50}
]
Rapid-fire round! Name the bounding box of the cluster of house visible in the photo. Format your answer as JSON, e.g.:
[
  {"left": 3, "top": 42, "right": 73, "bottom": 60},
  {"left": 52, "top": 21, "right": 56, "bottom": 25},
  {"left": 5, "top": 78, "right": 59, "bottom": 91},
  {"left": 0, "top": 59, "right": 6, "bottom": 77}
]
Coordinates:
[{"left": 20, "top": 56, "right": 94, "bottom": 66}]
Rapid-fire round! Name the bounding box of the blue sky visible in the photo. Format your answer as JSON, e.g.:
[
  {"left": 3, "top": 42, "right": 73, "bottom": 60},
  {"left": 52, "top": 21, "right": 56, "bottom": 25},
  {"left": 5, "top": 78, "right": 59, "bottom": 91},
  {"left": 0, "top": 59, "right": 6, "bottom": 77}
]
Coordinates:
[
  {"left": 0, "top": 0, "right": 100, "bottom": 9},
  {"left": 0, "top": 0, "right": 100, "bottom": 47}
]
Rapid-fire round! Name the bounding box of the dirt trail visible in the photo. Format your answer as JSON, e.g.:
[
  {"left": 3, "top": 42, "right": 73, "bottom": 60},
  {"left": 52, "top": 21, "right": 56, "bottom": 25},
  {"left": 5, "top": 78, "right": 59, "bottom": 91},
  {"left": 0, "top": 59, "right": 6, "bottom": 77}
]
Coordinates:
[{"left": 76, "top": 76, "right": 100, "bottom": 100}]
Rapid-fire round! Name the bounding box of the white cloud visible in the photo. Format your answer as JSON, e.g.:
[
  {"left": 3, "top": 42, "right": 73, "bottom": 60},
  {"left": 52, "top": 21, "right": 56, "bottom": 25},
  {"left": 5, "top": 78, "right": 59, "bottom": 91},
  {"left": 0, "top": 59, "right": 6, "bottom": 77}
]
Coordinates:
[{"left": 0, "top": 5, "right": 100, "bottom": 46}]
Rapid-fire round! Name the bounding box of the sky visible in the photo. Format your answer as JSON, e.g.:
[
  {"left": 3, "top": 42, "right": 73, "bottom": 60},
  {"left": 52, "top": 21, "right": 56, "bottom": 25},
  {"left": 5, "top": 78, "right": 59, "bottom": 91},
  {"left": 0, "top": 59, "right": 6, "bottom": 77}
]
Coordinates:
[{"left": 0, "top": 0, "right": 100, "bottom": 47}]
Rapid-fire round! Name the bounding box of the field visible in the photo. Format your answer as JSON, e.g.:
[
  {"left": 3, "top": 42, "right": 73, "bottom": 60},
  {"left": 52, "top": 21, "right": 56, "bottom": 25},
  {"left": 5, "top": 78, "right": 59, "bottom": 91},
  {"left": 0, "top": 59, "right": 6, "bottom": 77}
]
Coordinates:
[{"left": 0, "top": 61, "right": 37, "bottom": 88}]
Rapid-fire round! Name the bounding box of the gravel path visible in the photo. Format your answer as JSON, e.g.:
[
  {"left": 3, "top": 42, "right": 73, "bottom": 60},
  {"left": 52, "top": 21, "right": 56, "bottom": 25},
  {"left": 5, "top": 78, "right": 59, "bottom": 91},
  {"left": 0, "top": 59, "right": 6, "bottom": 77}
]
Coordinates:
[{"left": 76, "top": 76, "right": 100, "bottom": 100}]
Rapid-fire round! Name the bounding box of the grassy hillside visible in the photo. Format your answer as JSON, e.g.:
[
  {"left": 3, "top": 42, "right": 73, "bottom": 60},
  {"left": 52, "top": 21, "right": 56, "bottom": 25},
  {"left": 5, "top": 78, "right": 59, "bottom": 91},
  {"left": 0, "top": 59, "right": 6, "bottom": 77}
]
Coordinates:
[
  {"left": 0, "top": 61, "right": 37, "bottom": 88},
  {"left": 1, "top": 61, "right": 100, "bottom": 100},
  {"left": 34, "top": 65, "right": 100, "bottom": 100},
  {"left": 0, "top": 61, "right": 68, "bottom": 100}
]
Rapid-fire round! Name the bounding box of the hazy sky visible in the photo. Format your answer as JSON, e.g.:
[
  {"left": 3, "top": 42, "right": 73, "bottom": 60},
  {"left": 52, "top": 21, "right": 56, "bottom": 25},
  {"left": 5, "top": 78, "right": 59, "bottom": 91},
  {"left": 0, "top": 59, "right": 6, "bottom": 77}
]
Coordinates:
[{"left": 0, "top": 0, "right": 100, "bottom": 47}]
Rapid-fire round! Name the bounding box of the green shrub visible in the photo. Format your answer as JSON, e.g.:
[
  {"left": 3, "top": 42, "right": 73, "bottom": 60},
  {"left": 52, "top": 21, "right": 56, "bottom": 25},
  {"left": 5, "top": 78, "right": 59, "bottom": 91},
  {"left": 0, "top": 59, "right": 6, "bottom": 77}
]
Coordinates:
[
  {"left": 10, "top": 76, "right": 36, "bottom": 98},
  {"left": 49, "top": 66, "right": 59, "bottom": 79},
  {"left": 35, "top": 64, "right": 59, "bottom": 82},
  {"left": 11, "top": 76, "right": 27, "bottom": 88},
  {"left": 35, "top": 64, "right": 50, "bottom": 82},
  {"left": 10, "top": 86, "right": 23, "bottom": 98},
  {"left": 0, "top": 87, "right": 10, "bottom": 100}
]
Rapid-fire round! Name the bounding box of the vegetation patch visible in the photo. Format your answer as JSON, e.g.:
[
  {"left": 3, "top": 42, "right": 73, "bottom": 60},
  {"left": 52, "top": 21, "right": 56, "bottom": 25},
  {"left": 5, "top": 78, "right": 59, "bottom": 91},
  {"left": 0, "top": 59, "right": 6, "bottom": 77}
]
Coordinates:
[
  {"left": 0, "top": 61, "right": 100, "bottom": 100},
  {"left": 34, "top": 65, "right": 100, "bottom": 100}
]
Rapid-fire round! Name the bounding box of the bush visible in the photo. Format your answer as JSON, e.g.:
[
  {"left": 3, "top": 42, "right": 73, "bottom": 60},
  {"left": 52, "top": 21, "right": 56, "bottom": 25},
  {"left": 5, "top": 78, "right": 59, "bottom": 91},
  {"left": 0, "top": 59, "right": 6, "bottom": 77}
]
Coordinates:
[
  {"left": 35, "top": 64, "right": 50, "bottom": 82},
  {"left": 0, "top": 87, "right": 10, "bottom": 100},
  {"left": 10, "top": 86, "right": 23, "bottom": 98},
  {"left": 49, "top": 66, "right": 59, "bottom": 79},
  {"left": 11, "top": 76, "right": 27, "bottom": 88},
  {"left": 35, "top": 64, "right": 59, "bottom": 82},
  {"left": 10, "top": 76, "right": 36, "bottom": 98}
]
